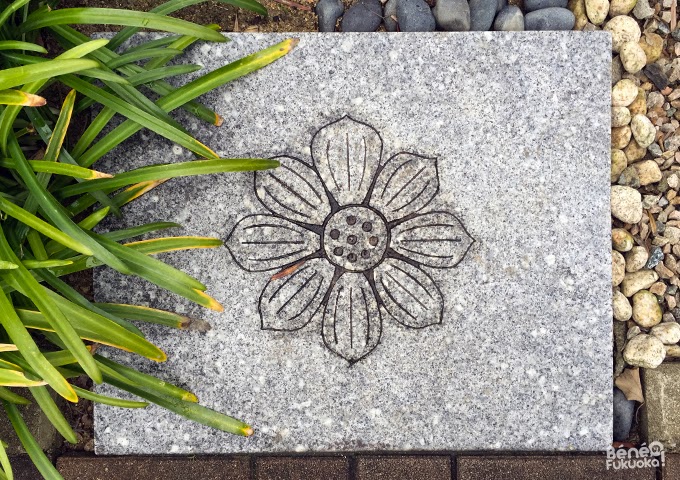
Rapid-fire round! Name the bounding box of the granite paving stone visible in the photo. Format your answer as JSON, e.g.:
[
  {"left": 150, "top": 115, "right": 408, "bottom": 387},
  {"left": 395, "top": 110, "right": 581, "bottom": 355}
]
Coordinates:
[
  {"left": 355, "top": 455, "right": 451, "bottom": 480},
  {"left": 254, "top": 455, "right": 349, "bottom": 479},
  {"left": 56, "top": 456, "right": 251, "bottom": 480},
  {"left": 94, "top": 32, "right": 612, "bottom": 454},
  {"left": 642, "top": 363, "right": 680, "bottom": 451},
  {"left": 457, "top": 455, "right": 657, "bottom": 480}
]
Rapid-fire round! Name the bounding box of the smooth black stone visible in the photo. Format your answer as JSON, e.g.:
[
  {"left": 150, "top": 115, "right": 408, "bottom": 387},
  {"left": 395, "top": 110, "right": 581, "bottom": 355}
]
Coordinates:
[
  {"left": 433, "top": 0, "right": 471, "bottom": 30},
  {"left": 397, "top": 0, "right": 436, "bottom": 31},
  {"left": 494, "top": 5, "right": 524, "bottom": 30},
  {"left": 524, "top": 0, "right": 568, "bottom": 11},
  {"left": 613, "top": 387, "right": 635, "bottom": 442},
  {"left": 316, "top": 0, "right": 344, "bottom": 31},
  {"left": 384, "top": 0, "right": 398, "bottom": 31},
  {"left": 469, "top": 0, "right": 497, "bottom": 30},
  {"left": 341, "top": 0, "right": 383, "bottom": 32},
  {"left": 524, "top": 7, "right": 575, "bottom": 30}
]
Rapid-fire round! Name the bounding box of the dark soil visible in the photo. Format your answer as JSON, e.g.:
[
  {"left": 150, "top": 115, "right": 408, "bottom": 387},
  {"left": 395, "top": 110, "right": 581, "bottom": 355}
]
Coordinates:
[{"left": 59, "top": 0, "right": 322, "bottom": 34}]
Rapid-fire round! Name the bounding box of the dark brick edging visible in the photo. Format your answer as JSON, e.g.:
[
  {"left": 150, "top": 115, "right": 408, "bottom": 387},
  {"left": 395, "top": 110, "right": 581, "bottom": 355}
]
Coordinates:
[{"left": 20, "top": 451, "right": 672, "bottom": 480}]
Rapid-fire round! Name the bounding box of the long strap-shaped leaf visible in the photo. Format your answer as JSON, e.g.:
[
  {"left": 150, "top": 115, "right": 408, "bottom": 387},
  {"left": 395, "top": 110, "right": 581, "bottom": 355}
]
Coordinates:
[
  {"left": 0, "top": 59, "right": 99, "bottom": 91},
  {"left": 0, "top": 89, "right": 45, "bottom": 106},
  {"left": 3, "top": 402, "right": 64, "bottom": 480},
  {"left": 0, "top": 158, "right": 110, "bottom": 179},
  {"left": 0, "top": 228, "right": 102, "bottom": 384},
  {"left": 78, "top": 38, "right": 298, "bottom": 167},
  {"left": 0, "top": 40, "right": 47, "bottom": 53},
  {"left": 6, "top": 136, "right": 131, "bottom": 274},
  {"left": 0, "top": 38, "right": 110, "bottom": 157},
  {"left": 60, "top": 75, "right": 218, "bottom": 160},
  {"left": 0, "top": 285, "right": 76, "bottom": 402},
  {"left": 58, "top": 159, "right": 279, "bottom": 197},
  {"left": 107, "top": 0, "right": 265, "bottom": 50},
  {"left": 18, "top": 8, "right": 226, "bottom": 43},
  {"left": 29, "top": 386, "right": 78, "bottom": 443}
]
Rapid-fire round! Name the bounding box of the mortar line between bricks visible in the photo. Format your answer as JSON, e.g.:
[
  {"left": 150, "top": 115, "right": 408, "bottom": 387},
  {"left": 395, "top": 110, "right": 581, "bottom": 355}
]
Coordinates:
[
  {"left": 348, "top": 453, "right": 357, "bottom": 480},
  {"left": 450, "top": 453, "right": 457, "bottom": 480},
  {"left": 249, "top": 454, "right": 256, "bottom": 480}
]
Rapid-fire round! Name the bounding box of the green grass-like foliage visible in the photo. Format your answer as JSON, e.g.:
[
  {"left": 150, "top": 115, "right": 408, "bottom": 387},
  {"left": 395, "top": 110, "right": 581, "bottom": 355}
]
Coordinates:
[{"left": 0, "top": 0, "right": 296, "bottom": 477}]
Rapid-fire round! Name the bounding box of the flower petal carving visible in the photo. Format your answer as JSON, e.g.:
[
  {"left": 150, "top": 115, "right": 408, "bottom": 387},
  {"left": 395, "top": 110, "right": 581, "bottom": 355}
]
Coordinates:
[
  {"left": 226, "top": 214, "right": 319, "bottom": 272},
  {"left": 369, "top": 153, "right": 439, "bottom": 221},
  {"left": 311, "top": 116, "right": 382, "bottom": 206},
  {"left": 390, "top": 211, "right": 474, "bottom": 268},
  {"left": 259, "top": 259, "right": 335, "bottom": 331},
  {"left": 322, "top": 272, "right": 382, "bottom": 363},
  {"left": 255, "top": 156, "right": 331, "bottom": 225},
  {"left": 374, "top": 259, "right": 443, "bottom": 328}
]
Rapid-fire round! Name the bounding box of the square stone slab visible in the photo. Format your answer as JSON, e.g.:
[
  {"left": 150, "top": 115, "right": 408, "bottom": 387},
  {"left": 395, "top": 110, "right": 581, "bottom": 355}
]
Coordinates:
[{"left": 94, "top": 32, "right": 612, "bottom": 454}]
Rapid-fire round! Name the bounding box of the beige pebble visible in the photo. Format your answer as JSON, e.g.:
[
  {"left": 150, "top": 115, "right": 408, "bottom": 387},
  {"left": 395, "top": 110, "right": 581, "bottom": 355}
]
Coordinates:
[
  {"left": 627, "top": 88, "right": 647, "bottom": 116},
  {"left": 613, "top": 289, "right": 633, "bottom": 321},
  {"left": 624, "top": 139, "right": 647, "bottom": 162},
  {"left": 612, "top": 149, "right": 628, "bottom": 182},
  {"left": 585, "top": 0, "right": 610, "bottom": 24},
  {"left": 613, "top": 250, "right": 626, "bottom": 286},
  {"left": 651, "top": 322, "right": 680, "bottom": 344},
  {"left": 612, "top": 106, "right": 632, "bottom": 127},
  {"left": 626, "top": 246, "right": 649, "bottom": 272},
  {"left": 623, "top": 334, "right": 666, "bottom": 367},
  {"left": 638, "top": 32, "right": 664, "bottom": 64},
  {"left": 620, "top": 41, "right": 647, "bottom": 74},
  {"left": 634, "top": 159, "right": 662, "bottom": 185},
  {"left": 666, "top": 344, "right": 680, "bottom": 356},
  {"left": 612, "top": 125, "right": 632, "bottom": 149},
  {"left": 649, "top": 281, "right": 667, "bottom": 295},
  {"left": 612, "top": 79, "right": 639, "bottom": 107},
  {"left": 613, "top": 227, "right": 635, "bottom": 251},
  {"left": 632, "top": 289, "right": 663, "bottom": 327},
  {"left": 609, "top": 0, "right": 637, "bottom": 15},
  {"left": 630, "top": 114, "right": 656, "bottom": 148},
  {"left": 604, "top": 16, "right": 642, "bottom": 53},
  {"left": 569, "top": 0, "right": 589, "bottom": 29},
  {"left": 621, "top": 269, "right": 659, "bottom": 296}
]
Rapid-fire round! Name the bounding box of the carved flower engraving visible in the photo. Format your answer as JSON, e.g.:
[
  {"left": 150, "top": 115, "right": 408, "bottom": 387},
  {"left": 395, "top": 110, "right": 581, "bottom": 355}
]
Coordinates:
[{"left": 227, "top": 116, "right": 474, "bottom": 364}]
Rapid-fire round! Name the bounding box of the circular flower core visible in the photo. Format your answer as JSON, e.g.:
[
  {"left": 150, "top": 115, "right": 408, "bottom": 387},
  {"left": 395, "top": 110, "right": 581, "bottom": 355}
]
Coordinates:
[{"left": 323, "top": 206, "right": 388, "bottom": 272}]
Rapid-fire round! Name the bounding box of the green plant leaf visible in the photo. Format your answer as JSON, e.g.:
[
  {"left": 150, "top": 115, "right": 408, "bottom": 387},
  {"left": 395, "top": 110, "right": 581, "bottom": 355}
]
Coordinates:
[
  {"left": 0, "top": 90, "right": 45, "bottom": 106},
  {"left": 20, "top": 8, "right": 226, "bottom": 43},
  {"left": 58, "top": 159, "right": 279, "bottom": 197},
  {"left": 0, "top": 229, "right": 102, "bottom": 385},
  {"left": 0, "top": 370, "right": 45, "bottom": 387},
  {"left": 29, "top": 386, "right": 77, "bottom": 443},
  {"left": 106, "top": 48, "right": 184, "bottom": 70},
  {"left": 22, "top": 259, "right": 72, "bottom": 269},
  {"left": 0, "top": 262, "right": 18, "bottom": 270},
  {"left": 0, "top": 0, "right": 31, "bottom": 29},
  {"left": 78, "top": 38, "right": 298, "bottom": 167},
  {"left": 3, "top": 402, "right": 64, "bottom": 479},
  {"left": 95, "top": 303, "right": 193, "bottom": 329},
  {"left": 60, "top": 75, "right": 219, "bottom": 161},
  {"left": 0, "top": 158, "right": 112, "bottom": 179},
  {"left": 0, "top": 258, "right": 77, "bottom": 402},
  {"left": 0, "top": 59, "right": 99, "bottom": 91},
  {"left": 0, "top": 438, "right": 10, "bottom": 480},
  {"left": 0, "top": 40, "right": 47, "bottom": 53},
  {"left": 0, "top": 386, "right": 31, "bottom": 405},
  {"left": 72, "top": 385, "right": 148, "bottom": 408}
]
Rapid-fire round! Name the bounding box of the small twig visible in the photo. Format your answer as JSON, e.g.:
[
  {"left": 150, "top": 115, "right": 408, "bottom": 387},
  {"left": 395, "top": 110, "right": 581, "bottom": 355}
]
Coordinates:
[
  {"left": 270, "top": 0, "right": 312, "bottom": 11},
  {"left": 671, "top": 0, "right": 677, "bottom": 32}
]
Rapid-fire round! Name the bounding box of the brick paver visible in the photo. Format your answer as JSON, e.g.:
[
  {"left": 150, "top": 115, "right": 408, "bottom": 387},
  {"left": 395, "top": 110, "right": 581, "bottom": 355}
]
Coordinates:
[
  {"left": 56, "top": 455, "right": 250, "bottom": 480},
  {"left": 355, "top": 455, "right": 451, "bottom": 480},
  {"left": 642, "top": 364, "right": 680, "bottom": 451},
  {"left": 255, "top": 455, "right": 349, "bottom": 480},
  {"left": 457, "top": 455, "right": 657, "bottom": 480}
]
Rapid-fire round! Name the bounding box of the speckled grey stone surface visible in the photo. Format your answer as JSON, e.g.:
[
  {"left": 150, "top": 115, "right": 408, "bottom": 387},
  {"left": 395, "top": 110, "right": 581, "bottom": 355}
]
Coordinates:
[{"left": 94, "top": 32, "right": 612, "bottom": 454}]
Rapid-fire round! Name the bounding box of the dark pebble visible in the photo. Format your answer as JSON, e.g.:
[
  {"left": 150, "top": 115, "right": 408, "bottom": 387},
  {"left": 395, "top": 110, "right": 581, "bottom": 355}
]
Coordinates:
[
  {"left": 494, "top": 5, "right": 524, "bottom": 30},
  {"left": 524, "top": 7, "right": 575, "bottom": 30},
  {"left": 672, "top": 27, "right": 680, "bottom": 41},
  {"left": 433, "top": 0, "right": 471, "bottom": 30},
  {"left": 644, "top": 63, "right": 669, "bottom": 91},
  {"left": 397, "top": 0, "right": 436, "bottom": 31},
  {"left": 469, "top": 0, "right": 497, "bottom": 30},
  {"left": 315, "top": 0, "right": 344, "bottom": 32},
  {"left": 645, "top": 246, "right": 664, "bottom": 269},
  {"left": 341, "top": 0, "right": 383, "bottom": 31},
  {"left": 384, "top": 0, "right": 398, "bottom": 31},
  {"left": 524, "top": 0, "right": 568, "bottom": 11},
  {"left": 613, "top": 387, "right": 635, "bottom": 442}
]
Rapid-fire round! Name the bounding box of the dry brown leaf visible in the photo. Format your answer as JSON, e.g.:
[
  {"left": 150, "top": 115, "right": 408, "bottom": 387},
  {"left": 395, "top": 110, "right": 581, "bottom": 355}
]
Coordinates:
[{"left": 615, "top": 367, "right": 644, "bottom": 403}]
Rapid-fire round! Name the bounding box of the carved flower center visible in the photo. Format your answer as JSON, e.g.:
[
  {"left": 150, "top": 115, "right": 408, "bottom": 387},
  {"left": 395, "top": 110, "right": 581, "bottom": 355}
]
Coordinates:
[{"left": 323, "top": 206, "right": 388, "bottom": 272}]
